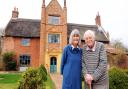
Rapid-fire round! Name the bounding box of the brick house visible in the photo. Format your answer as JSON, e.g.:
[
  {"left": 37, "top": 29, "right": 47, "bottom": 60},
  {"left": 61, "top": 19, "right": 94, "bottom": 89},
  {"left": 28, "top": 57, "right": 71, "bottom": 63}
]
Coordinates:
[{"left": 2, "top": 0, "right": 109, "bottom": 72}]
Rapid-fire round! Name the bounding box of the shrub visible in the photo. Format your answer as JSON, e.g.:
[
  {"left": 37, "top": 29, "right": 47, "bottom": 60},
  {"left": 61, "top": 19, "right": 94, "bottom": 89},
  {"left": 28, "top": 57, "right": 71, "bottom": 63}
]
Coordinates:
[
  {"left": 2, "top": 51, "right": 15, "bottom": 63},
  {"left": 38, "top": 65, "right": 47, "bottom": 82},
  {"left": 6, "top": 60, "right": 16, "bottom": 70},
  {"left": 2, "top": 51, "right": 16, "bottom": 70},
  {"left": 124, "top": 69, "right": 128, "bottom": 75},
  {"left": 109, "top": 67, "right": 128, "bottom": 89},
  {"left": 17, "top": 65, "right": 47, "bottom": 89}
]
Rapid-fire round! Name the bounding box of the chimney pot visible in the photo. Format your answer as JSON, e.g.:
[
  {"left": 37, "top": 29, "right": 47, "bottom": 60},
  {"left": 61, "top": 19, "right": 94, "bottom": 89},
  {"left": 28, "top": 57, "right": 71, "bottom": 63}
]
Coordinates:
[{"left": 12, "top": 7, "right": 19, "bottom": 19}]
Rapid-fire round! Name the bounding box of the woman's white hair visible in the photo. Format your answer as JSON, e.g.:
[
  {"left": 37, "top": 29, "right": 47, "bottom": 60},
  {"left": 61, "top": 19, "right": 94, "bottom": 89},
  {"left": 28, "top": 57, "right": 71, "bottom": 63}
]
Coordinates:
[
  {"left": 69, "top": 29, "right": 81, "bottom": 45},
  {"left": 83, "top": 30, "right": 95, "bottom": 40}
]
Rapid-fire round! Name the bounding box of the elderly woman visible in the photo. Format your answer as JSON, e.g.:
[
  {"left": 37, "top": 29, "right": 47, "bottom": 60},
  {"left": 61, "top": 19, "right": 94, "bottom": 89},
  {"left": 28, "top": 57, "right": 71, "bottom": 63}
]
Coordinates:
[
  {"left": 61, "top": 29, "right": 82, "bottom": 89},
  {"left": 82, "top": 30, "right": 109, "bottom": 89}
]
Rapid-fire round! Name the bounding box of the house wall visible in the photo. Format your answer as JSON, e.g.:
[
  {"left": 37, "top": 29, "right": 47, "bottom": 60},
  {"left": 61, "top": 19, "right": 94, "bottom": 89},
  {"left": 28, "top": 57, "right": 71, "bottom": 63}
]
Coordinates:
[
  {"left": 2, "top": 37, "right": 15, "bottom": 52},
  {"left": 2, "top": 37, "right": 40, "bottom": 69}
]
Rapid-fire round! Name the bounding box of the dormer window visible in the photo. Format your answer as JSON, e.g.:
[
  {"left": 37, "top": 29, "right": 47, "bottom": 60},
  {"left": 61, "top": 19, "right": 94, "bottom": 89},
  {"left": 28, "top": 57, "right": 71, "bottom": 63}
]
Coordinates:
[{"left": 48, "top": 15, "right": 60, "bottom": 25}]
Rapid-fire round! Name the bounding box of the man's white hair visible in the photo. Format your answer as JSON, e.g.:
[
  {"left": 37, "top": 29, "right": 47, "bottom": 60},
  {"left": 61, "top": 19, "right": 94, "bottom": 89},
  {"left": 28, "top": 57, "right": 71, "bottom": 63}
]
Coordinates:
[
  {"left": 69, "top": 29, "right": 81, "bottom": 45},
  {"left": 83, "top": 30, "right": 95, "bottom": 40}
]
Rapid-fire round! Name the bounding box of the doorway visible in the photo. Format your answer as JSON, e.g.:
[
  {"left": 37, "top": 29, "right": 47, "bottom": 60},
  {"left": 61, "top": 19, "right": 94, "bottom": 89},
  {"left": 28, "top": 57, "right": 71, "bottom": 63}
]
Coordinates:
[{"left": 50, "top": 57, "right": 57, "bottom": 73}]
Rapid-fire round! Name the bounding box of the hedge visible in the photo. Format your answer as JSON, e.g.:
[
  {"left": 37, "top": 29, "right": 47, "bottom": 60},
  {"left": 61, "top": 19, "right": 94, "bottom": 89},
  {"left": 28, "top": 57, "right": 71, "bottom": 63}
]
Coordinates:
[{"left": 109, "top": 67, "right": 128, "bottom": 89}]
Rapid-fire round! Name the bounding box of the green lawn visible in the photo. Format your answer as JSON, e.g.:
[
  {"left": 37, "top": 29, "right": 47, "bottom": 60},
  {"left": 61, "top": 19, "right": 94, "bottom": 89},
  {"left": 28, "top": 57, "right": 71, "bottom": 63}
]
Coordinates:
[
  {"left": 0, "top": 83, "right": 18, "bottom": 89},
  {"left": 0, "top": 73, "right": 21, "bottom": 83},
  {"left": 0, "top": 73, "right": 55, "bottom": 89},
  {"left": 82, "top": 81, "right": 85, "bottom": 89},
  {"left": 0, "top": 73, "right": 21, "bottom": 89},
  {"left": 45, "top": 74, "right": 56, "bottom": 89}
]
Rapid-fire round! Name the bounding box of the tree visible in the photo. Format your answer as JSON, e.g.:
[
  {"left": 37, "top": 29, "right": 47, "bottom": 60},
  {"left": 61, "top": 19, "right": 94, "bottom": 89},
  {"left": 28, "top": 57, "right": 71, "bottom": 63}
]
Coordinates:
[{"left": 112, "top": 40, "right": 127, "bottom": 52}]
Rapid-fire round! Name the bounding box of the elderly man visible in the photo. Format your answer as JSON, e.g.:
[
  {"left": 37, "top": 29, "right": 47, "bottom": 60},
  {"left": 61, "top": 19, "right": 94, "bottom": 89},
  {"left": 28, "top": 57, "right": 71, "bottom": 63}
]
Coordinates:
[{"left": 82, "top": 30, "right": 109, "bottom": 89}]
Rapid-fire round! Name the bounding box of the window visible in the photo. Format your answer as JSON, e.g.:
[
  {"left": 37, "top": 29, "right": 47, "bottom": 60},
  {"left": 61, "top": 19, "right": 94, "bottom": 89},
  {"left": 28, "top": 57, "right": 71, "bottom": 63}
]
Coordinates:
[
  {"left": 48, "top": 15, "right": 60, "bottom": 25},
  {"left": 21, "top": 39, "right": 30, "bottom": 46},
  {"left": 50, "top": 57, "right": 57, "bottom": 65},
  {"left": 48, "top": 34, "right": 60, "bottom": 43},
  {"left": 19, "top": 55, "right": 30, "bottom": 66}
]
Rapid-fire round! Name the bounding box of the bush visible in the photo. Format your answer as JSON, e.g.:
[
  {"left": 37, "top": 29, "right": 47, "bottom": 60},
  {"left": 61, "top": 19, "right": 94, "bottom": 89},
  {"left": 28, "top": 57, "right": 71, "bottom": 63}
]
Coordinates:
[
  {"left": 124, "top": 69, "right": 128, "bottom": 75},
  {"left": 2, "top": 51, "right": 16, "bottom": 71},
  {"left": 109, "top": 67, "right": 128, "bottom": 89},
  {"left": 6, "top": 60, "right": 16, "bottom": 70},
  {"left": 17, "top": 65, "right": 47, "bottom": 89},
  {"left": 2, "top": 51, "right": 15, "bottom": 63},
  {"left": 38, "top": 65, "right": 47, "bottom": 82}
]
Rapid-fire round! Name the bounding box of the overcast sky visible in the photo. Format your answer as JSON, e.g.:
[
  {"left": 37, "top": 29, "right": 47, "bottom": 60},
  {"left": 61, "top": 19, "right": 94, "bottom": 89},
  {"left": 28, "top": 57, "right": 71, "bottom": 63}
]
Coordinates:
[{"left": 0, "top": 0, "right": 128, "bottom": 47}]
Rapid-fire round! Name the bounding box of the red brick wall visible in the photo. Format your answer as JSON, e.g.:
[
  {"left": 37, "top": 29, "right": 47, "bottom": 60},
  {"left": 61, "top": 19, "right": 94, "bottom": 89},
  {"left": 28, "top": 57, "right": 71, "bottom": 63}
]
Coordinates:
[
  {"left": 3, "top": 37, "right": 40, "bottom": 68},
  {"left": 14, "top": 38, "right": 40, "bottom": 68}
]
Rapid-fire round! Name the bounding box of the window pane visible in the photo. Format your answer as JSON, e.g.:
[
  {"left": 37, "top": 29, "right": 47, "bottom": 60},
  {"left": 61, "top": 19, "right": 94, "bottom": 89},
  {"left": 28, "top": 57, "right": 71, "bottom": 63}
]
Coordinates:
[
  {"left": 48, "top": 34, "right": 60, "bottom": 43},
  {"left": 21, "top": 39, "right": 30, "bottom": 46},
  {"left": 19, "top": 55, "right": 31, "bottom": 66},
  {"left": 48, "top": 15, "right": 60, "bottom": 25}
]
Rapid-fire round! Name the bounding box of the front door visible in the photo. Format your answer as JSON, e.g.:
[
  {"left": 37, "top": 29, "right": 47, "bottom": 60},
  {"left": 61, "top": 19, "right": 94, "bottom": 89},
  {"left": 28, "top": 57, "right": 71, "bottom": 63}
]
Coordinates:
[{"left": 50, "top": 57, "right": 57, "bottom": 73}]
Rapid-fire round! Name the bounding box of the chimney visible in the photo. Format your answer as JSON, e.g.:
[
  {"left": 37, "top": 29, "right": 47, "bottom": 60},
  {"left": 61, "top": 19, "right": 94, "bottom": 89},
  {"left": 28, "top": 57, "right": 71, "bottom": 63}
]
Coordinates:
[
  {"left": 12, "top": 7, "right": 19, "bottom": 19},
  {"left": 95, "top": 12, "right": 101, "bottom": 26},
  {"left": 64, "top": 0, "right": 66, "bottom": 8},
  {"left": 42, "top": 0, "right": 45, "bottom": 7}
]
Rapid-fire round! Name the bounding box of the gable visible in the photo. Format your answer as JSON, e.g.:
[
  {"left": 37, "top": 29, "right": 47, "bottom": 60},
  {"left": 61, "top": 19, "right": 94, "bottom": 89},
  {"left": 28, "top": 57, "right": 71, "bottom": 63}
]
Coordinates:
[{"left": 46, "top": 0, "right": 63, "bottom": 15}]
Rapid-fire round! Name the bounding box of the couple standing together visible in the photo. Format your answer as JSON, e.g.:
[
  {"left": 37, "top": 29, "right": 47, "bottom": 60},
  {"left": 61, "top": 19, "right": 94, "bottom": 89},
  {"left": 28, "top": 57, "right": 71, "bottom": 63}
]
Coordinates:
[{"left": 61, "top": 29, "right": 109, "bottom": 89}]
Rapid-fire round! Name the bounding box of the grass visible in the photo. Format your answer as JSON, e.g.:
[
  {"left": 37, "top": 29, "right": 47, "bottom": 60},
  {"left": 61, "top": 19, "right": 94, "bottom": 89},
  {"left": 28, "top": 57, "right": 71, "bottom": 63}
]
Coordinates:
[
  {"left": 45, "top": 74, "right": 56, "bottom": 89},
  {"left": 82, "top": 81, "right": 85, "bottom": 89},
  {"left": 0, "top": 73, "right": 21, "bottom": 83},
  {"left": 0, "top": 73, "right": 21, "bottom": 89},
  {"left": 0, "top": 84, "right": 18, "bottom": 89},
  {"left": 0, "top": 72, "right": 55, "bottom": 89}
]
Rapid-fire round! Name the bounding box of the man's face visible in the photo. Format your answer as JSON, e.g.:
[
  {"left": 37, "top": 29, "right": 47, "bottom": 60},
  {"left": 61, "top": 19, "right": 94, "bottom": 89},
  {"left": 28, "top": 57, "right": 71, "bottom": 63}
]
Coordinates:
[{"left": 85, "top": 35, "right": 94, "bottom": 47}]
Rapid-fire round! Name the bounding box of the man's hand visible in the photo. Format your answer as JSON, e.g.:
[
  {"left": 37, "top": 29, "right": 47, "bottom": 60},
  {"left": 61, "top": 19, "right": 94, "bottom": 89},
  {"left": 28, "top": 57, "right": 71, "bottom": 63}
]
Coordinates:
[{"left": 84, "top": 74, "right": 93, "bottom": 84}]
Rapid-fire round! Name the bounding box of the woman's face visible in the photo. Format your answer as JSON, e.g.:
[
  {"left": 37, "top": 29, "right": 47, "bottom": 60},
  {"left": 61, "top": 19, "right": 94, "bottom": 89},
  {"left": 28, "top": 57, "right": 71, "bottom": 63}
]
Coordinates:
[
  {"left": 72, "top": 34, "right": 80, "bottom": 45},
  {"left": 85, "top": 35, "right": 95, "bottom": 48}
]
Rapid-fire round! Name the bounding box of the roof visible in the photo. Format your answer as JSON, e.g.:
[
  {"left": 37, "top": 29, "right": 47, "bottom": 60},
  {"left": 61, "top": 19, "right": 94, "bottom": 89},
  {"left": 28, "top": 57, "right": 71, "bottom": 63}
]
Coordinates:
[
  {"left": 67, "top": 23, "right": 109, "bottom": 42},
  {"left": 5, "top": 18, "right": 109, "bottom": 42},
  {"left": 5, "top": 18, "right": 40, "bottom": 37}
]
